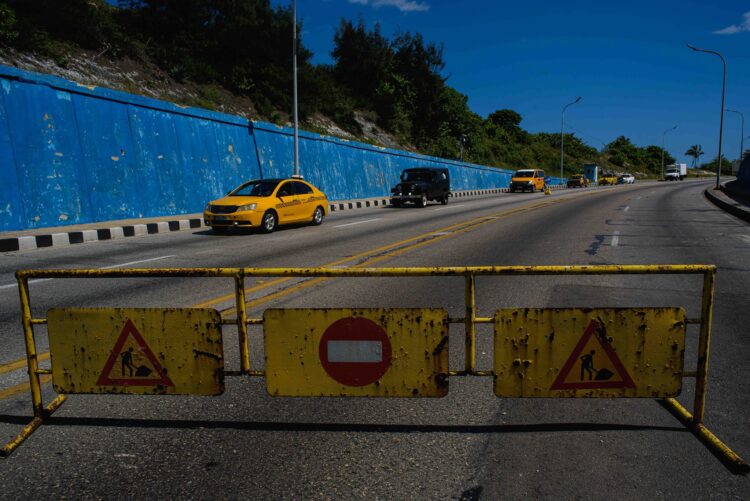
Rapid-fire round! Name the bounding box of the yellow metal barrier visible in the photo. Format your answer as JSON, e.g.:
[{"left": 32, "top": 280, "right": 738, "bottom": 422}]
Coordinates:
[{"left": 2, "top": 264, "right": 747, "bottom": 473}]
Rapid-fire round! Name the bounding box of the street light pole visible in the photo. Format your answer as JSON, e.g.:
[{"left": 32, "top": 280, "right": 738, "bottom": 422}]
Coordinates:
[
  {"left": 560, "top": 96, "right": 582, "bottom": 180},
  {"left": 661, "top": 125, "right": 678, "bottom": 180},
  {"left": 292, "top": 0, "right": 300, "bottom": 177},
  {"left": 687, "top": 44, "right": 726, "bottom": 189},
  {"left": 725, "top": 108, "right": 744, "bottom": 163}
]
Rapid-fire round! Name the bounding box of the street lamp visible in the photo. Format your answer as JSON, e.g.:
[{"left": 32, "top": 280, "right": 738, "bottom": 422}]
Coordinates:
[
  {"left": 661, "top": 125, "right": 678, "bottom": 180},
  {"left": 687, "top": 44, "right": 726, "bottom": 189},
  {"left": 560, "top": 96, "right": 582, "bottom": 180},
  {"left": 725, "top": 108, "right": 744, "bottom": 163},
  {"left": 292, "top": 0, "right": 300, "bottom": 177}
]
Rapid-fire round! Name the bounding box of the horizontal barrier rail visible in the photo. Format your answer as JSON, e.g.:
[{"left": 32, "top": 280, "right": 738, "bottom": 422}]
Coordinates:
[
  {"left": 16, "top": 264, "right": 716, "bottom": 279},
  {"left": 4, "top": 264, "right": 747, "bottom": 474}
]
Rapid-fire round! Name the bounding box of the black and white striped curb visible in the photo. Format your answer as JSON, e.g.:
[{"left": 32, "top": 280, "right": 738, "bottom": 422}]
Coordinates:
[
  {"left": 0, "top": 218, "right": 204, "bottom": 252},
  {"left": 327, "top": 187, "right": 520, "bottom": 211},
  {"left": 1, "top": 186, "right": 576, "bottom": 252}
]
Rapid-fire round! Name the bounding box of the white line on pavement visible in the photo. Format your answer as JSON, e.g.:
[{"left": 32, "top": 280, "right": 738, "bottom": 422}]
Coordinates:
[
  {"left": 0, "top": 255, "right": 176, "bottom": 290},
  {"left": 432, "top": 204, "right": 465, "bottom": 211},
  {"left": 98, "top": 255, "right": 176, "bottom": 269},
  {"left": 736, "top": 235, "right": 750, "bottom": 245},
  {"left": 611, "top": 231, "right": 620, "bottom": 247},
  {"left": 333, "top": 218, "right": 381, "bottom": 228},
  {"left": 624, "top": 206, "right": 630, "bottom": 212}
]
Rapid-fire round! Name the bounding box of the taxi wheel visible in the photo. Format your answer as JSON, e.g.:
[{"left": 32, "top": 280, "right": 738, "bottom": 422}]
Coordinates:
[
  {"left": 261, "top": 211, "right": 278, "bottom": 233},
  {"left": 312, "top": 207, "right": 324, "bottom": 226}
]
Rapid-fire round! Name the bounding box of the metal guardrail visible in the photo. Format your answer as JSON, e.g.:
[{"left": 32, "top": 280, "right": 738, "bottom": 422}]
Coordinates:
[{"left": 3, "top": 264, "right": 747, "bottom": 473}]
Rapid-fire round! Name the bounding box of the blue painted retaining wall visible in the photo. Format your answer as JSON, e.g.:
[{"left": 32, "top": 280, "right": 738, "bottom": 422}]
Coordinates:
[{"left": 0, "top": 65, "right": 561, "bottom": 232}]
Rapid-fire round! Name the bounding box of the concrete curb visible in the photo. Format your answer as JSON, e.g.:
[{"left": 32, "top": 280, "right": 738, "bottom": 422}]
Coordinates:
[
  {"left": 326, "top": 187, "right": 542, "bottom": 211},
  {"left": 0, "top": 218, "right": 204, "bottom": 253},
  {"left": 704, "top": 187, "right": 750, "bottom": 224}
]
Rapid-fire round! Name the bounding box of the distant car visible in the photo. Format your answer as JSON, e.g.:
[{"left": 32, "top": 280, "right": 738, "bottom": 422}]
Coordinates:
[
  {"left": 510, "top": 169, "right": 546, "bottom": 193},
  {"left": 567, "top": 174, "right": 590, "bottom": 188},
  {"left": 390, "top": 168, "right": 450, "bottom": 207},
  {"left": 617, "top": 174, "right": 635, "bottom": 184},
  {"left": 204, "top": 178, "right": 328, "bottom": 233},
  {"left": 599, "top": 172, "right": 618, "bottom": 186}
]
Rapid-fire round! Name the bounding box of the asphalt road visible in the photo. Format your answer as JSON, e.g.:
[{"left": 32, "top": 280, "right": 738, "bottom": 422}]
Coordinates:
[{"left": 0, "top": 179, "right": 748, "bottom": 499}]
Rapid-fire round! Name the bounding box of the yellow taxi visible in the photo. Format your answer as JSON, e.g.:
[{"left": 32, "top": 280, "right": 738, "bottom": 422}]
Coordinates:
[
  {"left": 204, "top": 178, "right": 328, "bottom": 233},
  {"left": 509, "top": 169, "right": 546, "bottom": 193}
]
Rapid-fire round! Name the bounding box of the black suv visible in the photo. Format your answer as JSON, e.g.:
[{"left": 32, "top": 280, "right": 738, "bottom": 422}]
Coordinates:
[{"left": 390, "top": 168, "right": 450, "bottom": 208}]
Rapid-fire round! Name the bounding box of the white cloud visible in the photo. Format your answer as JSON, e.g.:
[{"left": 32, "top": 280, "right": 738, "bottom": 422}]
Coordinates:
[
  {"left": 347, "top": 0, "right": 430, "bottom": 13},
  {"left": 714, "top": 11, "right": 750, "bottom": 35}
]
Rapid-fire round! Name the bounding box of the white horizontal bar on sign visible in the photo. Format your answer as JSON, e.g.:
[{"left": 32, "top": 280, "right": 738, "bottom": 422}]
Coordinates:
[{"left": 327, "top": 340, "right": 382, "bottom": 363}]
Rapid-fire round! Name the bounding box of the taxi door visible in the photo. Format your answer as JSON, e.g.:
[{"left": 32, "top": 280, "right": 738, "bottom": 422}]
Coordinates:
[
  {"left": 274, "top": 182, "right": 299, "bottom": 223},
  {"left": 292, "top": 181, "right": 316, "bottom": 221}
]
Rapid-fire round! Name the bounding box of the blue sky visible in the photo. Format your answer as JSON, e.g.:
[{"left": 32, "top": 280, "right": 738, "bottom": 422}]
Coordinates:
[{"left": 275, "top": 0, "right": 749, "bottom": 165}]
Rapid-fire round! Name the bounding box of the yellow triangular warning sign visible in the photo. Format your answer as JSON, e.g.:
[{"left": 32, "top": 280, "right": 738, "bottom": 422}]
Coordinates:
[
  {"left": 96, "top": 319, "right": 174, "bottom": 387},
  {"left": 550, "top": 319, "right": 635, "bottom": 390}
]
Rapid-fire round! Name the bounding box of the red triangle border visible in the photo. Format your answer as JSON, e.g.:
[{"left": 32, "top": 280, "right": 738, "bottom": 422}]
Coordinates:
[
  {"left": 96, "top": 319, "right": 175, "bottom": 387},
  {"left": 550, "top": 319, "right": 636, "bottom": 390}
]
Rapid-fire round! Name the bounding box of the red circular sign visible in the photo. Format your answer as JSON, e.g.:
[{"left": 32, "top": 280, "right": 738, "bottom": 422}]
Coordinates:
[{"left": 319, "top": 317, "right": 392, "bottom": 386}]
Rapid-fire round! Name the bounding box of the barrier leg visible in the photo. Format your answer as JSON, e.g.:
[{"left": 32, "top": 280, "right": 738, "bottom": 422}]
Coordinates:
[
  {"left": 464, "top": 274, "right": 476, "bottom": 374},
  {"left": 693, "top": 269, "right": 716, "bottom": 424},
  {"left": 235, "top": 274, "right": 251, "bottom": 374},
  {"left": 1, "top": 277, "right": 67, "bottom": 458}
]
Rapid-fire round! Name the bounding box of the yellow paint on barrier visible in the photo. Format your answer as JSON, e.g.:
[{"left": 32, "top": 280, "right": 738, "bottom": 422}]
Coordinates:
[
  {"left": 47, "top": 308, "right": 224, "bottom": 396},
  {"left": 264, "top": 308, "right": 449, "bottom": 397},
  {"left": 494, "top": 308, "right": 686, "bottom": 398}
]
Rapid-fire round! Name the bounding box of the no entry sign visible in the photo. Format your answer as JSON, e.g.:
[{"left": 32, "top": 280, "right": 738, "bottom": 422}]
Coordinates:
[
  {"left": 319, "top": 317, "right": 392, "bottom": 386},
  {"left": 263, "top": 308, "right": 449, "bottom": 397}
]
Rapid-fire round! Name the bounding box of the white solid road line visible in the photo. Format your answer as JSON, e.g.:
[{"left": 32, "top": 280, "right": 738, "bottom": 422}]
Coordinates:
[
  {"left": 98, "top": 255, "right": 176, "bottom": 269},
  {"left": 0, "top": 255, "right": 176, "bottom": 290},
  {"left": 611, "top": 231, "right": 620, "bottom": 247},
  {"left": 736, "top": 235, "right": 750, "bottom": 245},
  {"left": 333, "top": 218, "right": 381, "bottom": 228},
  {"left": 624, "top": 206, "right": 630, "bottom": 212},
  {"left": 432, "top": 204, "right": 465, "bottom": 211}
]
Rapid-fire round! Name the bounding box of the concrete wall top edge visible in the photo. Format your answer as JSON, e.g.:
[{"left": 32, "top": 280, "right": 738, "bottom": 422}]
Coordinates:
[{"left": 0, "top": 64, "right": 249, "bottom": 127}]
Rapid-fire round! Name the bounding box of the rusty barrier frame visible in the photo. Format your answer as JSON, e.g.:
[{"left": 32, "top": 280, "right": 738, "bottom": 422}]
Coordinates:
[{"left": 3, "top": 264, "right": 747, "bottom": 473}]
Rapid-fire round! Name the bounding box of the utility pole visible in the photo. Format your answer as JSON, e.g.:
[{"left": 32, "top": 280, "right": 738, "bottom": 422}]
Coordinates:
[
  {"left": 292, "top": 0, "right": 300, "bottom": 177},
  {"left": 688, "top": 44, "right": 726, "bottom": 189},
  {"left": 661, "top": 125, "right": 678, "bottom": 180},
  {"left": 725, "top": 108, "right": 744, "bottom": 164},
  {"left": 560, "top": 97, "right": 581, "bottom": 180}
]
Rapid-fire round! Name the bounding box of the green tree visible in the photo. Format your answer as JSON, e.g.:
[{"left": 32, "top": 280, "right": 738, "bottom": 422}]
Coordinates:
[
  {"left": 685, "top": 144, "right": 704, "bottom": 168},
  {"left": 0, "top": 4, "right": 18, "bottom": 43}
]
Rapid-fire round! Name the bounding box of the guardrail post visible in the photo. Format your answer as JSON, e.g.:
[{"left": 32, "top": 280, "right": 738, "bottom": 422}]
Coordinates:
[
  {"left": 464, "top": 273, "right": 476, "bottom": 374},
  {"left": 16, "top": 276, "right": 44, "bottom": 418},
  {"left": 235, "top": 272, "right": 251, "bottom": 374},
  {"left": 693, "top": 268, "right": 716, "bottom": 424}
]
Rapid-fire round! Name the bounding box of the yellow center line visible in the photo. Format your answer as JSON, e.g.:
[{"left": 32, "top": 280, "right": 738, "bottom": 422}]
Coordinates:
[
  {"left": 219, "top": 198, "right": 567, "bottom": 316},
  {"left": 0, "top": 352, "right": 50, "bottom": 376},
  {"left": 0, "top": 375, "right": 52, "bottom": 400},
  {"left": 0, "top": 192, "right": 577, "bottom": 386}
]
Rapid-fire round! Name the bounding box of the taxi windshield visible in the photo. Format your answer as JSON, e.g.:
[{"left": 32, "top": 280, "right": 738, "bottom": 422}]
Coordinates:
[
  {"left": 229, "top": 180, "right": 280, "bottom": 197},
  {"left": 514, "top": 170, "right": 534, "bottom": 178}
]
